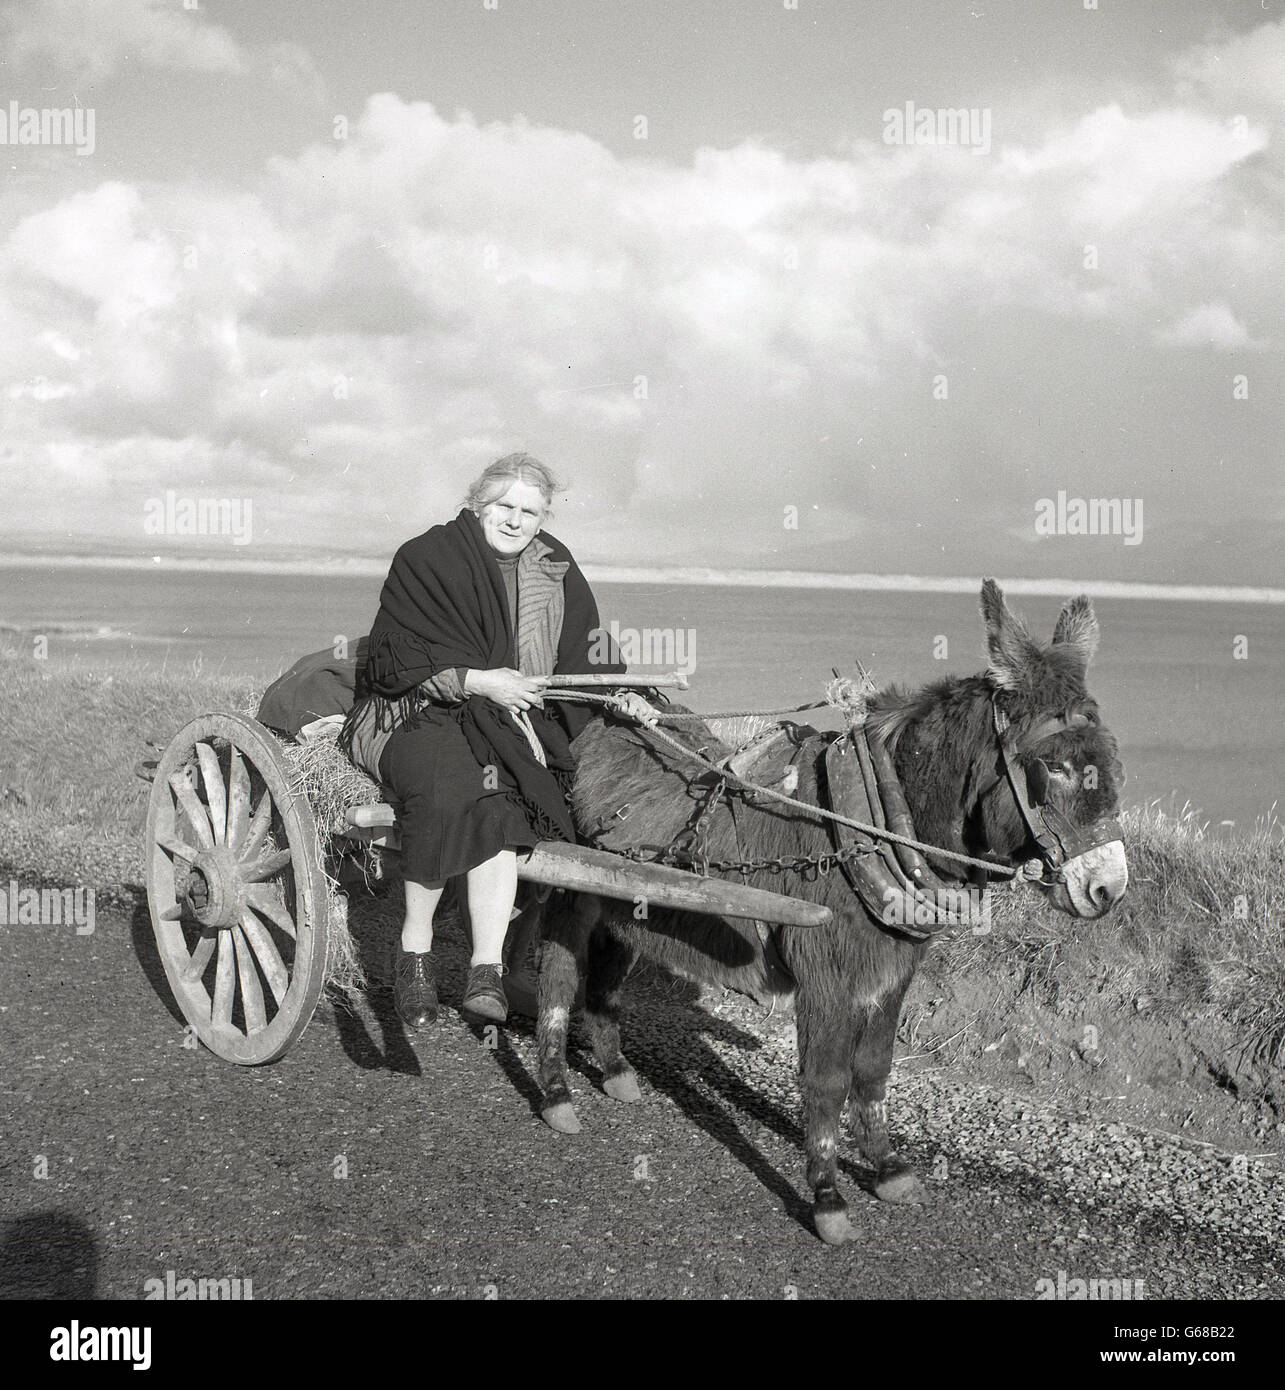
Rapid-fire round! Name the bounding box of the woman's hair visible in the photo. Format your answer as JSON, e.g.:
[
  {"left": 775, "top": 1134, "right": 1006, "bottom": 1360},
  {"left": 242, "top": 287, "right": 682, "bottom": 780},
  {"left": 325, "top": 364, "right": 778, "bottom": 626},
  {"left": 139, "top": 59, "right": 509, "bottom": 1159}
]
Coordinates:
[{"left": 464, "top": 452, "right": 563, "bottom": 519}]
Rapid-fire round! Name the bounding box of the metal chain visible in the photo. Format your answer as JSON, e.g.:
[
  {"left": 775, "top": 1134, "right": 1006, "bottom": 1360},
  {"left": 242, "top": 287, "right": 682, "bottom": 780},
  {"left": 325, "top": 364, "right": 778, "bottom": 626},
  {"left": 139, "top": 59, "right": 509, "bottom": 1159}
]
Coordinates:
[
  {"left": 612, "top": 836, "right": 871, "bottom": 883},
  {"left": 664, "top": 773, "right": 728, "bottom": 874}
]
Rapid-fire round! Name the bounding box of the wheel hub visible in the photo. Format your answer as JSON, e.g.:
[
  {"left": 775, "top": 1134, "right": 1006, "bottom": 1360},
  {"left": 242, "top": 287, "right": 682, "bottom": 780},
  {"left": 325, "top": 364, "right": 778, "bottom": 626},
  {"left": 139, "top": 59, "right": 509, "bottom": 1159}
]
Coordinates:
[{"left": 184, "top": 846, "right": 245, "bottom": 928}]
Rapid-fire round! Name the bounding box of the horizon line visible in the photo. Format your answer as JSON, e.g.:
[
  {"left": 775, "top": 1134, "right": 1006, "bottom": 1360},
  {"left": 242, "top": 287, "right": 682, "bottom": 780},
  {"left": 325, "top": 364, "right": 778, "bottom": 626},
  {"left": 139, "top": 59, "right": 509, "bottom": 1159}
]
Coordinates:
[{"left": 1, "top": 552, "right": 1281, "bottom": 604}]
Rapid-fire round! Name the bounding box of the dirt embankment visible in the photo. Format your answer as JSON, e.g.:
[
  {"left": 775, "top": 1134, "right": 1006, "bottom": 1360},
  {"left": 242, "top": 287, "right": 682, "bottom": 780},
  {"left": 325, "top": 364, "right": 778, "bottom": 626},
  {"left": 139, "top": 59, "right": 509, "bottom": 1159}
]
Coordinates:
[{"left": 901, "top": 939, "right": 1284, "bottom": 1162}]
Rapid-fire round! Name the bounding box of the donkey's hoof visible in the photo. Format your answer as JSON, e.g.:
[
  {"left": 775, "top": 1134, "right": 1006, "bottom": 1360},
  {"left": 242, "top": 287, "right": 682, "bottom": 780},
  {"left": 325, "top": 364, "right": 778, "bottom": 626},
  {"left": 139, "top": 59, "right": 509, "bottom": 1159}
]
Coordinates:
[
  {"left": 541, "top": 1101, "right": 582, "bottom": 1134},
  {"left": 874, "top": 1166, "right": 926, "bottom": 1204},
  {"left": 602, "top": 1068, "right": 641, "bottom": 1103},
  {"left": 813, "top": 1206, "right": 855, "bottom": 1245}
]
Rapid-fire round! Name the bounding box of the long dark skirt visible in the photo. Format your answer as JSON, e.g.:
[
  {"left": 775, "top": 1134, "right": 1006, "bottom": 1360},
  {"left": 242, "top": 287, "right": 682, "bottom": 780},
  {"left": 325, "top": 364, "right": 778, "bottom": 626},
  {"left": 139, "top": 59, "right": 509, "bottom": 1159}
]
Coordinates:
[{"left": 378, "top": 715, "right": 537, "bottom": 885}]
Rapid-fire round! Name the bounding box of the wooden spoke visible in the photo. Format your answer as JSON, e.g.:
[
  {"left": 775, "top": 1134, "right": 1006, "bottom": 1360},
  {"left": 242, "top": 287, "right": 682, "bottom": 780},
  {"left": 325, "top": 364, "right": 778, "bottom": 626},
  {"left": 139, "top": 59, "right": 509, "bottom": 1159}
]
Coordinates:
[
  {"left": 226, "top": 747, "right": 251, "bottom": 853},
  {"left": 169, "top": 770, "right": 215, "bottom": 850},
  {"left": 158, "top": 903, "right": 184, "bottom": 922},
  {"left": 239, "top": 788, "right": 273, "bottom": 863},
  {"left": 242, "top": 849, "right": 293, "bottom": 884},
  {"left": 212, "top": 931, "right": 235, "bottom": 1027},
  {"left": 184, "top": 932, "right": 217, "bottom": 981},
  {"left": 238, "top": 909, "right": 290, "bottom": 1004},
  {"left": 154, "top": 831, "right": 197, "bottom": 862},
  {"left": 195, "top": 743, "right": 227, "bottom": 844},
  {"left": 245, "top": 884, "right": 298, "bottom": 940},
  {"left": 231, "top": 925, "right": 268, "bottom": 1033}
]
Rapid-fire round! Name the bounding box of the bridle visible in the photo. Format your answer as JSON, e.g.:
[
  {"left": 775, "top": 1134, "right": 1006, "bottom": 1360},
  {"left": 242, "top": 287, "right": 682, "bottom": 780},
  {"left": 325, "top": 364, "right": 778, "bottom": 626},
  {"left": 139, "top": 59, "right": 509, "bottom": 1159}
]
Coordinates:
[
  {"left": 980, "top": 695, "right": 1124, "bottom": 886},
  {"left": 811, "top": 686, "right": 1121, "bottom": 943}
]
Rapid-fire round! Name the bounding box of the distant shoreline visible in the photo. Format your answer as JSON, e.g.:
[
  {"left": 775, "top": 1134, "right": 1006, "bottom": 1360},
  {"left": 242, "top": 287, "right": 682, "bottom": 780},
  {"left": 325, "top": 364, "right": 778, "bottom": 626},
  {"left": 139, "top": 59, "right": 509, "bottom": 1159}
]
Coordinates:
[{"left": 1, "top": 552, "right": 1282, "bottom": 604}]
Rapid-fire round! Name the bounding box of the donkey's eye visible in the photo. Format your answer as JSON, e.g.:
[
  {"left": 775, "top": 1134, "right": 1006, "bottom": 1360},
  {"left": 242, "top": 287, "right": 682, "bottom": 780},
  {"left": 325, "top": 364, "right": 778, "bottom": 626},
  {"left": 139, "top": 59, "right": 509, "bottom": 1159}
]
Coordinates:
[{"left": 1044, "top": 761, "right": 1081, "bottom": 794}]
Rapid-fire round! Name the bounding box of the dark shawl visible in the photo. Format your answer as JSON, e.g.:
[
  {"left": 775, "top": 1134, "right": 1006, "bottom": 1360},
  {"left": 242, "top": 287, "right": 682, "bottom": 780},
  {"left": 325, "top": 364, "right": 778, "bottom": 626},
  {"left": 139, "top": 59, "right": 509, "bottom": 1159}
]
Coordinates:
[{"left": 341, "top": 508, "right": 622, "bottom": 842}]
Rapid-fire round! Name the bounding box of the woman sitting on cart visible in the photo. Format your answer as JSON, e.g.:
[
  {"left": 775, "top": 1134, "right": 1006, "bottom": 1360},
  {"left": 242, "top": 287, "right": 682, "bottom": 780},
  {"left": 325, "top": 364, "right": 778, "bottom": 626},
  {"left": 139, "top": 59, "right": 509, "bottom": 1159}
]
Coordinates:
[{"left": 340, "top": 453, "right": 623, "bottom": 1030}]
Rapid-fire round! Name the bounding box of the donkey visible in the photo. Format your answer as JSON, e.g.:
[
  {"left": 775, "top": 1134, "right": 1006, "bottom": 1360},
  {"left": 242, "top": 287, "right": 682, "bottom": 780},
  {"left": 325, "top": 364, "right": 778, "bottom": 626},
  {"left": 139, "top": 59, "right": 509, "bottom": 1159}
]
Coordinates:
[{"left": 534, "top": 580, "right": 1128, "bottom": 1243}]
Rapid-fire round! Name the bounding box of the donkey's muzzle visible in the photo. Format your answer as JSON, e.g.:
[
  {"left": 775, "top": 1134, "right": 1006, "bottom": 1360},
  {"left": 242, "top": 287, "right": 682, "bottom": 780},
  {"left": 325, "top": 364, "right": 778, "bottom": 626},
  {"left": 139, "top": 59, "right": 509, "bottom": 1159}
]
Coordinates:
[{"left": 1059, "top": 840, "right": 1129, "bottom": 918}]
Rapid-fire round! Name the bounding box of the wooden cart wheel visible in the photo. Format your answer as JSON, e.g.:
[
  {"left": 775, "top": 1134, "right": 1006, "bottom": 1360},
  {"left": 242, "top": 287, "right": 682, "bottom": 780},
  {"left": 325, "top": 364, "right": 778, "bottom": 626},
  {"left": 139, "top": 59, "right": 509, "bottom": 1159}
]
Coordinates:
[{"left": 145, "top": 712, "right": 330, "bottom": 1064}]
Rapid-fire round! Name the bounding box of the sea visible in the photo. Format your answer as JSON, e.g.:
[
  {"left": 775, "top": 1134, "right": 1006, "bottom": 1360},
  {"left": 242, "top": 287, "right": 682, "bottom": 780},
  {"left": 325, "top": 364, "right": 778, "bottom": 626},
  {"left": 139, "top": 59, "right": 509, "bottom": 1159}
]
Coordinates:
[{"left": 2, "top": 560, "right": 1282, "bottom": 836}]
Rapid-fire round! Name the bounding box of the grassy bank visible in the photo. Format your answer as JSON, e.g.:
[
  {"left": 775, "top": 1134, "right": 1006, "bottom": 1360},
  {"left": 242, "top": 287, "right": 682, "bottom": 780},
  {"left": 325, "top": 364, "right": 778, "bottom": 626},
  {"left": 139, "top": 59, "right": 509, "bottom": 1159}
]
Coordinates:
[
  {"left": 2, "top": 647, "right": 1281, "bottom": 1132},
  {"left": 0, "top": 650, "right": 261, "bottom": 892},
  {"left": 911, "top": 803, "right": 1285, "bottom": 1141}
]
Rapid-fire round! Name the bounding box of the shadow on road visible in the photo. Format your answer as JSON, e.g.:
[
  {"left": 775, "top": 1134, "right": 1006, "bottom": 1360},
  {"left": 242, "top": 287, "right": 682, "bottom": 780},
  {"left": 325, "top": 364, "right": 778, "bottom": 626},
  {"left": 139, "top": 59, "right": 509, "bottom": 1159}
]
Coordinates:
[
  {"left": 0, "top": 1210, "right": 99, "bottom": 1300},
  {"left": 331, "top": 990, "right": 422, "bottom": 1075},
  {"left": 469, "top": 1014, "right": 550, "bottom": 1114},
  {"left": 126, "top": 886, "right": 186, "bottom": 1029},
  {"left": 622, "top": 1004, "right": 823, "bottom": 1232}
]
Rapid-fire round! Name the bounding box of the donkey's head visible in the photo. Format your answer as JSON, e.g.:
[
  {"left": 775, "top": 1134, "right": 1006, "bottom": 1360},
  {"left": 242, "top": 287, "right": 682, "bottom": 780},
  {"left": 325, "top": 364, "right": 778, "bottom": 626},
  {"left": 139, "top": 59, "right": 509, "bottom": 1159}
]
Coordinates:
[
  {"left": 866, "top": 579, "right": 1128, "bottom": 919},
  {"left": 973, "top": 578, "right": 1128, "bottom": 918}
]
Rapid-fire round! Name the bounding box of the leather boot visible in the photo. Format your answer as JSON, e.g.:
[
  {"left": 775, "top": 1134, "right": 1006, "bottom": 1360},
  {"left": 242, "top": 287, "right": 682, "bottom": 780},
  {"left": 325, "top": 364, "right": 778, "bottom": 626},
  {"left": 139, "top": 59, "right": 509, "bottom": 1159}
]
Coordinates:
[
  {"left": 394, "top": 949, "right": 439, "bottom": 1030},
  {"left": 461, "top": 963, "right": 508, "bottom": 1023}
]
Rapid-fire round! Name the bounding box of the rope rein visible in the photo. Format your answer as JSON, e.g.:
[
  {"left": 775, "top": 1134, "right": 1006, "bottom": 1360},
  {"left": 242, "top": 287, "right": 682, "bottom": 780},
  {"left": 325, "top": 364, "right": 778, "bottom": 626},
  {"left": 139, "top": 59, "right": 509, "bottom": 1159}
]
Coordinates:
[
  {"left": 541, "top": 688, "right": 1018, "bottom": 880},
  {"left": 646, "top": 700, "right": 830, "bottom": 723}
]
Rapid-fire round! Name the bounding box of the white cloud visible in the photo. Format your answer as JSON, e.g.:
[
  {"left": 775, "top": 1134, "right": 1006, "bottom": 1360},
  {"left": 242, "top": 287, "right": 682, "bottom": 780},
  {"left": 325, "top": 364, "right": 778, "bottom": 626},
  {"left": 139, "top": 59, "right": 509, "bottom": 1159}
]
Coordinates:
[
  {"left": 9, "top": 182, "right": 182, "bottom": 324},
  {"left": 1, "top": 0, "right": 245, "bottom": 82},
  {"left": 1158, "top": 301, "right": 1257, "bottom": 350},
  {"left": 1173, "top": 18, "right": 1285, "bottom": 122},
  {"left": 0, "top": 0, "right": 325, "bottom": 98},
  {"left": 999, "top": 104, "right": 1267, "bottom": 226}
]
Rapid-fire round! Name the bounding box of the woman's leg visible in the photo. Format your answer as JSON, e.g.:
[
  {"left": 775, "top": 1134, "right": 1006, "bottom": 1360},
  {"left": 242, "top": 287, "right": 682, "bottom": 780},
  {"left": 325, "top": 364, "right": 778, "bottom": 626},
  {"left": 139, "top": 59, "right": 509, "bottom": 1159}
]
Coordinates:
[
  {"left": 459, "top": 848, "right": 519, "bottom": 1023},
  {"left": 395, "top": 877, "right": 445, "bottom": 1030},
  {"left": 402, "top": 878, "right": 444, "bottom": 953},
  {"left": 464, "top": 848, "right": 517, "bottom": 965}
]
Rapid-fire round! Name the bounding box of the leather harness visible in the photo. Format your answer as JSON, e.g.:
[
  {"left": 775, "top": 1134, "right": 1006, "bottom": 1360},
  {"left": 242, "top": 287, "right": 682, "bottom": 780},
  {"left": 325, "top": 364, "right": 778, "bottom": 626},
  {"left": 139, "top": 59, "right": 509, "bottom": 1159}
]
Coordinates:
[{"left": 822, "top": 695, "right": 1123, "bottom": 941}]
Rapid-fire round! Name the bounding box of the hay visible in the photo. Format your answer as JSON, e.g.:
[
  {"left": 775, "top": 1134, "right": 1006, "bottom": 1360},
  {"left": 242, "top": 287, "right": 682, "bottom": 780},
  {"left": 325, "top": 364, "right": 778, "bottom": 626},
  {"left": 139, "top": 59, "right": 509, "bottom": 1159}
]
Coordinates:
[
  {"left": 274, "top": 725, "right": 390, "bottom": 1000},
  {"left": 824, "top": 663, "right": 879, "bottom": 727},
  {"left": 283, "top": 726, "right": 383, "bottom": 840}
]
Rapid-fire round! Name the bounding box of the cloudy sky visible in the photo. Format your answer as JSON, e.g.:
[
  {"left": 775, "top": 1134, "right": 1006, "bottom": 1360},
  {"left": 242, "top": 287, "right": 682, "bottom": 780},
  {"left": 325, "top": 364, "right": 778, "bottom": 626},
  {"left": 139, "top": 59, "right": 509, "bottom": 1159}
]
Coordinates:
[{"left": 1, "top": 0, "right": 1280, "bottom": 582}]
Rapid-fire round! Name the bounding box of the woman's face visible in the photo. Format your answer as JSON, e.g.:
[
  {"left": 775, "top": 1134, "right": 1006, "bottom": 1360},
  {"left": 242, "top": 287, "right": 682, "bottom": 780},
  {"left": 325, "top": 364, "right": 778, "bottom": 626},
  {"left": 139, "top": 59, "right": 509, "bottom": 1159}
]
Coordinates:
[{"left": 478, "top": 479, "right": 547, "bottom": 556}]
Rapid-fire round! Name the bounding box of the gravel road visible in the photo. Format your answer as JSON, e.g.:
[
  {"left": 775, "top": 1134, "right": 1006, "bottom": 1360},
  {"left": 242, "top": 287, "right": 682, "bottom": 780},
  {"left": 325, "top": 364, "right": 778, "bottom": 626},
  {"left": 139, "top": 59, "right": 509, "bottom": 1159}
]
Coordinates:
[{"left": 2, "top": 891, "right": 1282, "bottom": 1301}]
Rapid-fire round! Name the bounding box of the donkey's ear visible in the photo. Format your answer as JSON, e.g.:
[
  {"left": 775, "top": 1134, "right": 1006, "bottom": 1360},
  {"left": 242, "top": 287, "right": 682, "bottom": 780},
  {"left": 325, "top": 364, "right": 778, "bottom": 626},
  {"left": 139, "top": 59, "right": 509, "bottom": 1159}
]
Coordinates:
[
  {"left": 979, "top": 577, "right": 1039, "bottom": 692},
  {"left": 1052, "top": 594, "right": 1100, "bottom": 666}
]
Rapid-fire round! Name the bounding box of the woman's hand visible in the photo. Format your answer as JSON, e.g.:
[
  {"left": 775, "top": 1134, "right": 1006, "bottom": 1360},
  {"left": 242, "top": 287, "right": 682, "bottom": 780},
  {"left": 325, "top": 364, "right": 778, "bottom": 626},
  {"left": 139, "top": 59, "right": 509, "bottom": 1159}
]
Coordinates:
[
  {"left": 611, "top": 691, "right": 660, "bottom": 727},
  {"left": 464, "top": 668, "right": 550, "bottom": 714}
]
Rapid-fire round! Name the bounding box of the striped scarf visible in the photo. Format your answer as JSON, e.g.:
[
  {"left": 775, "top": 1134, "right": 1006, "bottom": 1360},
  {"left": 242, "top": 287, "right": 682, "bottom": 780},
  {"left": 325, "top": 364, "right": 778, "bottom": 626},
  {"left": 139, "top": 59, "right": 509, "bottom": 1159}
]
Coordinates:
[{"left": 514, "top": 536, "right": 567, "bottom": 678}]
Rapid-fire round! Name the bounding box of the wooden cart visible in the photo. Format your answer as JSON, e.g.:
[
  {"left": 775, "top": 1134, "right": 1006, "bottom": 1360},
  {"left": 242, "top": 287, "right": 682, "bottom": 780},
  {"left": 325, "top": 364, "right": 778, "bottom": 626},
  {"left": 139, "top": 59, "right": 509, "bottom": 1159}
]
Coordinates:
[{"left": 143, "top": 710, "right": 830, "bottom": 1065}]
